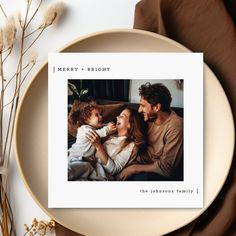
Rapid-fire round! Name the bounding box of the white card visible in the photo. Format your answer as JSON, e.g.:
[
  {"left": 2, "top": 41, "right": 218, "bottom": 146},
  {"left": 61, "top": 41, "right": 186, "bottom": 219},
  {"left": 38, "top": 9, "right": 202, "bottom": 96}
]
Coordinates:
[{"left": 48, "top": 53, "right": 203, "bottom": 208}]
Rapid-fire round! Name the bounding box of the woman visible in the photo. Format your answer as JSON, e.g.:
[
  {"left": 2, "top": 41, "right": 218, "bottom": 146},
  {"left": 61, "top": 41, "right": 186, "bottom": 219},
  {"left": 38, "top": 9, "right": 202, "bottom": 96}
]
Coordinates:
[{"left": 86, "top": 107, "right": 147, "bottom": 178}]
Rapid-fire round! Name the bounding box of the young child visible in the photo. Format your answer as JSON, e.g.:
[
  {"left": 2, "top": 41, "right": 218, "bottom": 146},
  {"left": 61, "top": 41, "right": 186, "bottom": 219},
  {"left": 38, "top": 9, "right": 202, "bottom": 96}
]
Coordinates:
[{"left": 68, "top": 104, "right": 116, "bottom": 180}]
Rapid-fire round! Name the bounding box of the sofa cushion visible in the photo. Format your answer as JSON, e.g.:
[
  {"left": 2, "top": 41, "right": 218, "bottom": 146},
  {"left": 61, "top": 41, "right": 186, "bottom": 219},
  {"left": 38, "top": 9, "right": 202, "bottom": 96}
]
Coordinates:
[{"left": 98, "top": 103, "right": 127, "bottom": 123}]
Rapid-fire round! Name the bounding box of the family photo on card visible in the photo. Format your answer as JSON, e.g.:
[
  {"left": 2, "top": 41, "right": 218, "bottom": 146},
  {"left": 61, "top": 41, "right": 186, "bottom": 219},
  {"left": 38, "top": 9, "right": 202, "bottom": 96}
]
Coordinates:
[{"left": 67, "top": 80, "right": 183, "bottom": 182}]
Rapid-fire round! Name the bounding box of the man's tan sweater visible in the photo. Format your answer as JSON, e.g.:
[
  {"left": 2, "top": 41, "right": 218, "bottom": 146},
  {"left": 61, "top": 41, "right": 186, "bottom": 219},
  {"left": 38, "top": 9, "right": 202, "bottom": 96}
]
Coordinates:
[{"left": 141, "top": 111, "right": 183, "bottom": 177}]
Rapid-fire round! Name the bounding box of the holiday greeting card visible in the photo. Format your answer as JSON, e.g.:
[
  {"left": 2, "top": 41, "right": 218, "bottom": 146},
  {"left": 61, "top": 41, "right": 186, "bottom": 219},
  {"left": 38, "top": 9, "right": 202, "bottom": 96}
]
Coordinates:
[{"left": 48, "top": 53, "right": 203, "bottom": 208}]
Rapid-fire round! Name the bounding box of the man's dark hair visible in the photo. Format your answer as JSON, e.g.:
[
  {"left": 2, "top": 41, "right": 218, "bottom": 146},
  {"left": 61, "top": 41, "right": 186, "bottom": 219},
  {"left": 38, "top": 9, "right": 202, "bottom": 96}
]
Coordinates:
[{"left": 139, "top": 83, "right": 172, "bottom": 112}]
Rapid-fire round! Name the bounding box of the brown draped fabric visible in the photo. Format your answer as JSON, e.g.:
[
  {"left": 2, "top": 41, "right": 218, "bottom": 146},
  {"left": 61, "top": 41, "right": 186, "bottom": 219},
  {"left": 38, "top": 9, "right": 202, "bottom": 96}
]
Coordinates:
[
  {"left": 56, "top": 1, "right": 236, "bottom": 235},
  {"left": 134, "top": 0, "right": 236, "bottom": 236}
]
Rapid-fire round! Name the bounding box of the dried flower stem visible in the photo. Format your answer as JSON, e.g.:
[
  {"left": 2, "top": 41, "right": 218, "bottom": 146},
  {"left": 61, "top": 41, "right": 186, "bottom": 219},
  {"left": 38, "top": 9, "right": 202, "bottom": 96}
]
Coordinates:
[
  {"left": 0, "top": 1, "right": 37, "bottom": 234},
  {"left": 23, "top": 26, "right": 46, "bottom": 55},
  {"left": 4, "top": 64, "right": 31, "bottom": 91},
  {"left": 2, "top": 196, "right": 9, "bottom": 236},
  {"left": 4, "top": 0, "right": 32, "bottom": 160},
  {"left": 0, "top": 179, "right": 15, "bottom": 235},
  {"left": 2, "top": 64, "right": 35, "bottom": 168},
  {"left": 0, "top": 53, "right": 4, "bottom": 165},
  {"left": 24, "top": 27, "right": 41, "bottom": 39},
  {"left": 0, "top": 4, "right": 7, "bottom": 18},
  {"left": 3, "top": 47, "right": 13, "bottom": 63},
  {"left": 25, "top": 0, "right": 43, "bottom": 29},
  {"left": 3, "top": 0, "right": 62, "bottom": 167},
  {"left": 3, "top": 64, "right": 35, "bottom": 109},
  {"left": 0, "top": 1, "right": 65, "bottom": 234}
]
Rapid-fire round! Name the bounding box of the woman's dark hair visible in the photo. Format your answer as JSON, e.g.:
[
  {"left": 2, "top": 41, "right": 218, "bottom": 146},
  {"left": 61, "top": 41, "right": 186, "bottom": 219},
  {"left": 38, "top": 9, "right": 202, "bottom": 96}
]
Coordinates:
[
  {"left": 139, "top": 82, "right": 172, "bottom": 112},
  {"left": 123, "top": 107, "right": 147, "bottom": 152}
]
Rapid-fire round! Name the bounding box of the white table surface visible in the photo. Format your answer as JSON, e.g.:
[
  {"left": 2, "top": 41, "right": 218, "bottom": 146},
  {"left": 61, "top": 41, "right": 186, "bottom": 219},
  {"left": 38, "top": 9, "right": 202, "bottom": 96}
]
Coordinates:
[{"left": 0, "top": 0, "right": 139, "bottom": 234}]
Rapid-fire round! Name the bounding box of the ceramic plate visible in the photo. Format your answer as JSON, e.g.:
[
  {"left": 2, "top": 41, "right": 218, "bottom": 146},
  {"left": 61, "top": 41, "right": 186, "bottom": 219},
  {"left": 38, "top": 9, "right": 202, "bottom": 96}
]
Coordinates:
[{"left": 14, "top": 29, "right": 235, "bottom": 236}]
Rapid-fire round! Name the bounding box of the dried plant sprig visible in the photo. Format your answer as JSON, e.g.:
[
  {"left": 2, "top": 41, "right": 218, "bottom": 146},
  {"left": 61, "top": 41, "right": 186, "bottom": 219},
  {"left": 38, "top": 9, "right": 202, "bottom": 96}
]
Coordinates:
[
  {"left": 0, "top": 178, "right": 16, "bottom": 235},
  {"left": 42, "top": 2, "right": 64, "bottom": 27},
  {"left": 25, "top": 0, "right": 43, "bottom": 29},
  {"left": 23, "top": 2, "right": 65, "bottom": 55},
  {"left": 2, "top": 17, "right": 17, "bottom": 50},
  {"left": 15, "top": 11, "right": 24, "bottom": 29},
  {"left": 4, "top": 63, "right": 32, "bottom": 91},
  {"left": 0, "top": 29, "right": 3, "bottom": 53},
  {"left": 0, "top": 4, "right": 7, "bottom": 18},
  {"left": 3, "top": 63, "right": 35, "bottom": 109},
  {"left": 23, "top": 218, "right": 56, "bottom": 236},
  {"left": 28, "top": 50, "right": 38, "bottom": 65},
  {"left": 0, "top": 1, "right": 66, "bottom": 235},
  {"left": 2, "top": 17, "right": 17, "bottom": 64},
  {"left": 24, "top": 1, "right": 64, "bottom": 39}
]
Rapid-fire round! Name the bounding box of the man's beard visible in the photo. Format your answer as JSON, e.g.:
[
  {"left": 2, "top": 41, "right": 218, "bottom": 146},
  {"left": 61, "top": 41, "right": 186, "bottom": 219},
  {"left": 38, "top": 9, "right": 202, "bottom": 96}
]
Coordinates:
[{"left": 142, "top": 112, "right": 157, "bottom": 122}]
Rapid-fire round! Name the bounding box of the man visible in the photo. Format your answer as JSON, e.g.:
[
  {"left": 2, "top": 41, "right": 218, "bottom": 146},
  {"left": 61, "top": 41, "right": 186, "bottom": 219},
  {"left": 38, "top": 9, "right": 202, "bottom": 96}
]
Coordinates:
[{"left": 120, "top": 82, "right": 183, "bottom": 181}]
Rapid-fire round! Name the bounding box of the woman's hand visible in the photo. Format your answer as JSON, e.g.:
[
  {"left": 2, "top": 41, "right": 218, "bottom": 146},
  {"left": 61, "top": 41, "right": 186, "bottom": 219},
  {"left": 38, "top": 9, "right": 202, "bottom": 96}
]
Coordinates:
[
  {"left": 86, "top": 130, "right": 109, "bottom": 165},
  {"left": 86, "top": 130, "right": 102, "bottom": 149},
  {"left": 119, "top": 165, "right": 139, "bottom": 180}
]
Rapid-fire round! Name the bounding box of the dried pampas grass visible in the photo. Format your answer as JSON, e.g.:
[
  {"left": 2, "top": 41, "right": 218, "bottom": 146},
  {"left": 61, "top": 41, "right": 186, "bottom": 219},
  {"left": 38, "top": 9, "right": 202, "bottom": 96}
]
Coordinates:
[
  {"left": 28, "top": 50, "right": 38, "bottom": 65},
  {"left": 0, "top": 1, "right": 66, "bottom": 235},
  {"left": 2, "top": 17, "right": 17, "bottom": 49},
  {"left": 43, "top": 2, "right": 64, "bottom": 27}
]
